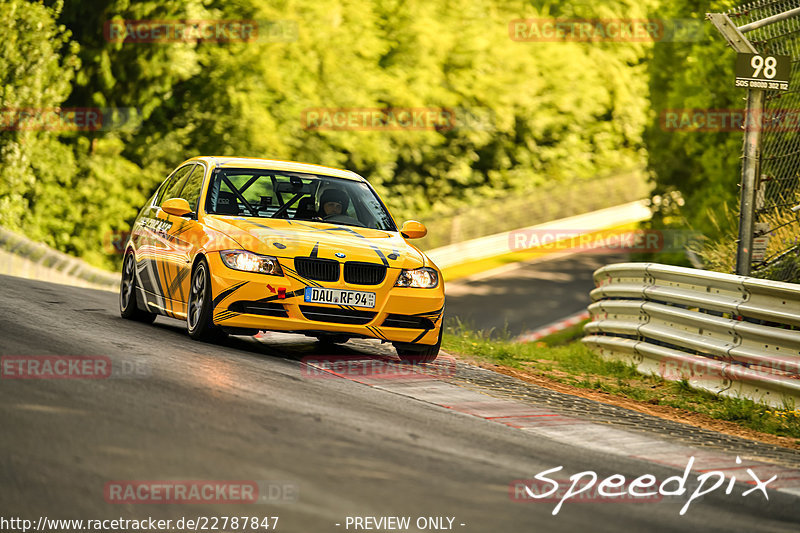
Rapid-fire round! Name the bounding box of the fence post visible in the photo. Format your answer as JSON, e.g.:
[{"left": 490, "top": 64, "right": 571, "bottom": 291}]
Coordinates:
[{"left": 707, "top": 13, "right": 762, "bottom": 276}]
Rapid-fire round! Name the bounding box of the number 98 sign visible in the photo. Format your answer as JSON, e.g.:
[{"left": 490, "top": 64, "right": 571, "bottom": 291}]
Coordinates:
[{"left": 735, "top": 53, "right": 791, "bottom": 90}]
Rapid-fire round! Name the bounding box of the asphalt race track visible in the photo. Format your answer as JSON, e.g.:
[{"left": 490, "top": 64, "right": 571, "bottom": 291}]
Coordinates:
[
  {"left": 445, "top": 253, "right": 628, "bottom": 337},
  {"left": 1, "top": 274, "right": 799, "bottom": 532}
]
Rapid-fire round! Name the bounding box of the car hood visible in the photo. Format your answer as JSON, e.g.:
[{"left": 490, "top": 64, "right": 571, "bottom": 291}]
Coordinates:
[{"left": 203, "top": 215, "right": 429, "bottom": 269}]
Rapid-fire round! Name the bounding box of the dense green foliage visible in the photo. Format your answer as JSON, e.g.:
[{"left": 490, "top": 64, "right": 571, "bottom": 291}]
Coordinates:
[
  {"left": 643, "top": 0, "right": 742, "bottom": 258},
  {"left": 1, "top": 0, "right": 747, "bottom": 272}
]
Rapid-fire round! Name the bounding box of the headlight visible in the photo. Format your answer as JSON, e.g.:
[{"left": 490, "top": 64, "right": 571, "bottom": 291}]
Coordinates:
[
  {"left": 394, "top": 267, "right": 438, "bottom": 288},
  {"left": 220, "top": 250, "right": 283, "bottom": 275}
]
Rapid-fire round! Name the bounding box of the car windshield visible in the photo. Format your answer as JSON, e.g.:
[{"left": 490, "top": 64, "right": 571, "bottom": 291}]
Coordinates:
[{"left": 204, "top": 169, "right": 396, "bottom": 231}]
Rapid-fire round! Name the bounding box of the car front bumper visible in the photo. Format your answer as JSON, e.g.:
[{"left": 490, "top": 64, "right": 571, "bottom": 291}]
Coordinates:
[{"left": 206, "top": 253, "right": 445, "bottom": 345}]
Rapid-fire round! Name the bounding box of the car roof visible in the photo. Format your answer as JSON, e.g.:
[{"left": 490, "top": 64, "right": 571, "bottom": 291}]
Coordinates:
[{"left": 187, "top": 156, "right": 366, "bottom": 182}]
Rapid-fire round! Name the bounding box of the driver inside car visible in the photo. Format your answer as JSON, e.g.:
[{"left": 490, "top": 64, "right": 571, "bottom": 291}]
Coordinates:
[{"left": 317, "top": 188, "right": 350, "bottom": 218}]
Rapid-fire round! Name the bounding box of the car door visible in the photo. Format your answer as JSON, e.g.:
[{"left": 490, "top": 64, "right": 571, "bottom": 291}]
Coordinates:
[
  {"left": 136, "top": 164, "right": 195, "bottom": 315},
  {"left": 155, "top": 162, "right": 208, "bottom": 318}
]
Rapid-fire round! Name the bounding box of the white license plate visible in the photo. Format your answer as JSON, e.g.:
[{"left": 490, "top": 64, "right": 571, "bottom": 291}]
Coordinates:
[{"left": 304, "top": 287, "right": 376, "bottom": 308}]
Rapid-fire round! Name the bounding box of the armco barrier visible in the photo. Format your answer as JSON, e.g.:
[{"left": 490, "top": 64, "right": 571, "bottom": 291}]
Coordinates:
[
  {"left": 0, "top": 226, "right": 119, "bottom": 291},
  {"left": 582, "top": 262, "right": 800, "bottom": 408}
]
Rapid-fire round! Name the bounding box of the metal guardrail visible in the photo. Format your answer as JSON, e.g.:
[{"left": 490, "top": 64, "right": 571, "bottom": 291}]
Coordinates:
[
  {"left": 582, "top": 262, "right": 800, "bottom": 408},
  {"left": 0, "top": 226, "right": 120, "bottom": 291}
]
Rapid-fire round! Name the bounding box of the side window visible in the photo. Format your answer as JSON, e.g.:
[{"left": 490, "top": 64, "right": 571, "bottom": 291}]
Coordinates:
[
  {"left": 157, "top": 165, "right": 194, "bottom": 206},
  {"left": 177, "top": 164, "right": 206, "bottom": 212}
]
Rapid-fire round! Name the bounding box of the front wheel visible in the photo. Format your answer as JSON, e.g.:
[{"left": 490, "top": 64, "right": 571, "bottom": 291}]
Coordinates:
[
  {"left": 394, "top": 326, "right": 442, "bottom": 364},
  {"left": 119, "top": 252, "right": 156, "bottom": 323},
  {"left": 187, "top": 258, "right": 227, "bottom": 342}
]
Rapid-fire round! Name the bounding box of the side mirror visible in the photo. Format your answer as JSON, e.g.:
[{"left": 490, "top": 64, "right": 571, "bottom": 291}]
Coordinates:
[
  {"left": 400, "top": 220, "right": 427, "bottom": 239},
  {"left": 162, "top": 197, "right": 193, "bottom": 217}
]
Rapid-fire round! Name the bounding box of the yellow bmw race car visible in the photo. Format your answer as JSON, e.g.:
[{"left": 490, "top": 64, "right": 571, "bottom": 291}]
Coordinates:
[{"left": 120, "top": 157, "right": 444, "bottom": 362}]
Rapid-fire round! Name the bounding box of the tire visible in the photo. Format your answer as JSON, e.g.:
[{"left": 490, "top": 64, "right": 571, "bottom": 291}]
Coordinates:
[
  {"left": 394, "top": 325, "right": 442, "bottom": 364},
  {"left": 187, "top": 258, "right": 227, "bottom": 342},
  {"left": 119, "top": 252, "right": 157, "bottom": 323}
]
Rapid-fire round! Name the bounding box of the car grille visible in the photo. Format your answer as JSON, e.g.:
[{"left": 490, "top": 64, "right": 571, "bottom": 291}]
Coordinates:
[
  {"left": 299, "top": 305, "right": 376, "bottom": 325},
  {"left": 228, "top": 301, "right": 289, "bottom": 318},
  {"left": 381, "top": 314, "right": 435, "bottom": 329},
  {"left": 344, "top": 262, "right": 386, "bottom": 285},
  {"left": 295, "top": 257, "right": 339, "bottom": 282}
]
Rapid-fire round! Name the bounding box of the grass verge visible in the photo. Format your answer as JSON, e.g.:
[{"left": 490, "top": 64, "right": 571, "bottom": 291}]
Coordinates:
[{"left": 441, "top": 321, "right": 800, "bottom": 446}]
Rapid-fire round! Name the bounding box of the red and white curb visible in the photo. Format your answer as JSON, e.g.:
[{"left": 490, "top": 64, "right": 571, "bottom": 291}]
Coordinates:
[
  {"left": 515, "top": 310, "right": 590, "bottom": 343},
  {"left": 254, "top": 332, "right": 800, "bottom": 502},
  {"left": 296, "top": 349, "right": 800, "bottom": 500}
]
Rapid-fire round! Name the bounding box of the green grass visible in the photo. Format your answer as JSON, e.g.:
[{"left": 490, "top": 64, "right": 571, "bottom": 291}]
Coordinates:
[{"left": 441, "top": 320, "right": 800, "bottom": 442}]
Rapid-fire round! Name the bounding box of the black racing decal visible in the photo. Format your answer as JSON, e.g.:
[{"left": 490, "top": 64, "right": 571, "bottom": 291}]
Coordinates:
[
  {"left": 371, "top": 246, "right": 390, "bottom": 267},
  {"left": 138, "top": 257, "right": 164, "bottom": 298},
  {"left": 309, "top": 242, "right": 319, "bottom": 258},
  {"left": 249, "top": 219, "right": 391, "bottom": 267},
  {"left": 213, "top": 310, "right": 239, "bottom": 322},
  {"left": 366, "top": 326, "right": 389, "bottom": 341},
  {"left": 212, "top": 281, "right": 249, "bottom": 308},
  {"left": 410, "top": 305, "right": 445, "bottom": 318},
  {"left": 409, "top": 329, "right": 430, "bottom": 343},
  {"left": 167, "top": 267, "right": 190, "bottom": 302},
  {"left": 325, "top": 227, "right": 390, "bottom": 267},
  {"left": 141, "top": 217, "right": 174, "bottom": 234},
  {"left": 282, "top": 265, "right": 324, "bottom": 288},
  {"left": 246, "top": 220, "right": 293, "bottom": 238},
  {"left": 171, "top": 222, "right": 192, "bottom": 237}
]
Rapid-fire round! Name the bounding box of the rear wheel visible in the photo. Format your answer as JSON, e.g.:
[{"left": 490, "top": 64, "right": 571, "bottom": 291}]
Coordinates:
[
  {"left": 187, "top": 258, "right": 227, "bottom": 342},
  {"left": 119, "top": 252, "right": 156, "bottom": 323},
  {"left": 394, "top": 325, "right": 442, "bottom": 364}
]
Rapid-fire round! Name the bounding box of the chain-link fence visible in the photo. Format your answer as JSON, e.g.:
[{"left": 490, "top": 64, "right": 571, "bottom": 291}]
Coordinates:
[{"left": 727, "top": 1, "right": 800, "bottom": 282}]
